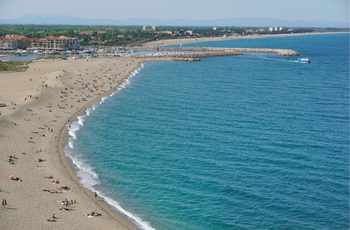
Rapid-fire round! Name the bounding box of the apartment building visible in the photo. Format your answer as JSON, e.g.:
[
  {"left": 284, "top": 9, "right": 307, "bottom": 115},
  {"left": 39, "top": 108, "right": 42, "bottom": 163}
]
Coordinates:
[{"left": 31, "top": 36, "right": 80, "bottom": 51}]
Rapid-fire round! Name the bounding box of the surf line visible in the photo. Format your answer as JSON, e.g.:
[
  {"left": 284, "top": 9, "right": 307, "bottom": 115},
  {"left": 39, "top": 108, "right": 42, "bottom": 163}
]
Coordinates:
[{"left": 64, "top": 63, "right": 156, "bottom": 230}]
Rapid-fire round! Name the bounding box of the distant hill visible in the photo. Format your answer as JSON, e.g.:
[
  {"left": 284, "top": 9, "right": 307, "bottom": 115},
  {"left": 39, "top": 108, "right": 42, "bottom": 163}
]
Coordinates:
[{"left": 0, "top": 14, "right": 348, "bottom": 28}]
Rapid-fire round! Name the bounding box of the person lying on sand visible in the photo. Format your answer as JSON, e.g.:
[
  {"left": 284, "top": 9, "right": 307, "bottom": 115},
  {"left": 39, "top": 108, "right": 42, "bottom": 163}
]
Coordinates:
[
  {"left": 47, "top": 217, "right": 56, "bottom": 222},
  {"left": 87, "top": 210, "right": 101, "bottom": 217},
  {"left": 10, "top": 176, "right": 22, "bottom": 181},
  {"left": 59, "top": 186, "right": 71, "bottom": 192},
  {"left": 8, "top": 156, "right": 15, "bottom": 164},
  {"left": 60, "top": 206, "right": 73, "bottom": 211}
]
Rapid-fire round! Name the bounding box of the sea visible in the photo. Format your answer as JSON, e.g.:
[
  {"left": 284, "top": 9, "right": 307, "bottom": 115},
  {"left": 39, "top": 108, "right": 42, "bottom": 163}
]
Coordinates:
[
  {"left": 0, "top": 54, "right": 44, "bottom": 61},
  {"left": 64, "top": 33, "right": 349, "bottom": 230}
]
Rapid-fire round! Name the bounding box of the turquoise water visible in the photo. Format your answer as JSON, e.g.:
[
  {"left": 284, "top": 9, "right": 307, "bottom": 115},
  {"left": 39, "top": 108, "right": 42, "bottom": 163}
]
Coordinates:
[{"left": 65, "top": 34, "right": 349, "bottom": 230}]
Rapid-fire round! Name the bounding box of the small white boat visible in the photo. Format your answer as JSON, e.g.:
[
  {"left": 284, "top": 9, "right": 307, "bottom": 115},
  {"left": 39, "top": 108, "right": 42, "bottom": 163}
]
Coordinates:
[
  {"left": 49, "top": 50, "right": 59, "bottom": 54},
  {"left": 16, "top": 49, "right": 28, "bottom": 55},
  {"left": 82, "top": 49, "right": 93, "bottom": 54},
  {"left": 33, "top": 49, "right": 43, "bottom": 54},
  {"left": 298, "top": 58, "right": 310, "bottom": 63}
]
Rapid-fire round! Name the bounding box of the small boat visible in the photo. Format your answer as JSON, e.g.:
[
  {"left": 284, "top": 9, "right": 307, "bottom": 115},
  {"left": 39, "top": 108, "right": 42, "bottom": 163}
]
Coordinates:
[
  {"left": 33, "top": 49, "right": 43, "bottom": 54},
  {"left": 82, "top": 49, "right": 93, "bottom": 54},
  {"left": 49, "top": 50, "right": 59, "bottom": 55},
  {"left": 298, "top": 58, "right": 310, "bottom": 63},
  {"left": 22, "top": 50, "right": 28, "bottom": 55},
  {"left": 16, "top": 49, "right": 28, "bottom": 56}
]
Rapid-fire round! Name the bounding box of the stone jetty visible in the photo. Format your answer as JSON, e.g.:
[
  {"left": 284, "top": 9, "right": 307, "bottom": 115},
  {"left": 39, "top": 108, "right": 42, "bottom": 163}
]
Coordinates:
[
  {"left": 155, "top": 47, "right": 300, "bottom": 56},
  {"left": 134, "top": 47, "right": 300, "bottom": 62},
  {"left": 135, "top": 49, "right": 242, "bottom": 62}
]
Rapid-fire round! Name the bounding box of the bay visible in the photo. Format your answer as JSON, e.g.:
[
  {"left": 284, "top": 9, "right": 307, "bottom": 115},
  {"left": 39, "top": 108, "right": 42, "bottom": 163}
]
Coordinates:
[{"left": 66, "top": 33, "right": 349, "bottom": 230}]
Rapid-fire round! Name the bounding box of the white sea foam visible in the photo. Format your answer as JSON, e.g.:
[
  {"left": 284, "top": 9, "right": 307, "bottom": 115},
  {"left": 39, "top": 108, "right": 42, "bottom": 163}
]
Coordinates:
[
  {"left": 77, "top": 116, "right": 85, "bottom": 126},
  {"left": 68, "top": 138, "right": 74, "bottom": 149},
  {"left": 63, "top": 146, "right": 100, "bottom": 188},
  {"left": 86, "top": 107, "right": 94, "bottom": 115},
  {"left": 64, "top": 63, "right": 152, "bottom": 229},
  {"left": 97, "top": 191, "right": 156, "bottom": 230},
  {"left": 100, "top": 96, "right": 108, "bottom": 104},
  {"left": 68, "top": 120, "right": 82, "bottom": 140}
]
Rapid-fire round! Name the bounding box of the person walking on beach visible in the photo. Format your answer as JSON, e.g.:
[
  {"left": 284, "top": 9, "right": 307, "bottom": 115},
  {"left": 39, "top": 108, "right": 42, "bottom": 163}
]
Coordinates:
[
  {"left": 94, "top": 192, "right": 97, "bottom": 199},
  {"left": 2, "top": 199, "right": 7, "bottom": 207}
]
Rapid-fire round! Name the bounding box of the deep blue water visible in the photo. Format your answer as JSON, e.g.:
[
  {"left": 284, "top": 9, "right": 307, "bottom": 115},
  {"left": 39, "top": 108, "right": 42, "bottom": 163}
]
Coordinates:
[{"left": 65, "top": 34, "right": 349, "bottom": 230}]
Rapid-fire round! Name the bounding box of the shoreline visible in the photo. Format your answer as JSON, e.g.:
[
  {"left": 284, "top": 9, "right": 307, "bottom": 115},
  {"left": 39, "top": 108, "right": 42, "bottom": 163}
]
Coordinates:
[
  {"left": 0, "top": 56, "right": 147, "bottom": 229},
  {"left": 0, "top": 32, "right": 346, "bottom": 229},
  {"left": 143, "top": 31, "right": 348, "bottom": 47},
  {"left": 58, "top": 63, "right": 153, "bottom": 229},
  {"left": 57, "top": 64, "right": 144, "bottom": 229}
]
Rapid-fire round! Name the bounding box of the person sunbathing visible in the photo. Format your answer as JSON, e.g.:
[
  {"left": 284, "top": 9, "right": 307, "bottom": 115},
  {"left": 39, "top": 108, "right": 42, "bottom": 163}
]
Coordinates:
[
  {"left": 47, "top": 217, "right": 56, "bottom": 222},
  {"left": 60, "top": 206, "right": 73, "bottom": 211},
  {"left": 10, "top": 176, "right": 21, "bottom": 181},
  {"left": 87, "top": 210, "right": 102, "bottom": 217},
  {"left": 94, "top": 212, "right": 101, "bottom": 216}
]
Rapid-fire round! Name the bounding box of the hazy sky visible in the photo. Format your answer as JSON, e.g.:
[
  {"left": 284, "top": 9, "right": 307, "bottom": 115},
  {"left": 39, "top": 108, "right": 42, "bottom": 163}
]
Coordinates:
[{"left": 0, "top": 0, "right": 348, "bottom": 22}]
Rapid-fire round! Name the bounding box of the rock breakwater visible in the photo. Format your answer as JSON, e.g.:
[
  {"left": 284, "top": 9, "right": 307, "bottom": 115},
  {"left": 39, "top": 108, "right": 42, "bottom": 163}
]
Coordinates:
[
  {"left": 156, "top": 47, "right": 300, "bottom": 56},
  {"left": 135, "top": 49, "right": 242, "bottom": 62},
  {"left": 133, "top": 47, "right": 300, "bottom": 62}
]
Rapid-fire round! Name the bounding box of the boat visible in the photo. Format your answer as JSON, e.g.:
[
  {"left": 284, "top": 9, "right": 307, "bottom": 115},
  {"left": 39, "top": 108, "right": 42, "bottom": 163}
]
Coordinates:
[
  {"left": 297, "top": 58, "right": 310, "bottom": 63},
  {"left": 20, "top": 51, "right": 28, "bottom": 56},
  {"left": 16, "top": 49, "right": 28, "bottom": 56},
  {"left": 82, "top": 49, "right": 93, "bottom": 54},
  {"left": 33, "top": 49, "right": 43, "bottom": 54},
  {"left": 49, "top": 50, "right": 59, "bottom": 55}
]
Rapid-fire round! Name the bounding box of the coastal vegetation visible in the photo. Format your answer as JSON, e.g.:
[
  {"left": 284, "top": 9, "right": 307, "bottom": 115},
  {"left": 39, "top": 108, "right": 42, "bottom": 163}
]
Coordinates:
[
  {"left": 0, "top": 60, "right": 27, "bottom": 71},
  {"left": 0, "top": 25, "right": 348, "bottom": 48}
]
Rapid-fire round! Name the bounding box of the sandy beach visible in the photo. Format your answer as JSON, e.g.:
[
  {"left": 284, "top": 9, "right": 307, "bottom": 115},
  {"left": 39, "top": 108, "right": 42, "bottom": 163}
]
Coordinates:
[
  {"left": 0, "top": 56, "right": 145, "bottom": 229},
  {"left": 0, "top": 31, "right": 346, "bottom": 229},
  {"left": 143, "top": 31, "right": 348, "bottom": 48}
]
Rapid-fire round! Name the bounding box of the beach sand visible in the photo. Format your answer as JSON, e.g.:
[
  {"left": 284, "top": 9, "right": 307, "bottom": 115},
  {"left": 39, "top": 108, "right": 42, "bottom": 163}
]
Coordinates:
[
  {"left": 142, "top": 31, "right": 348, "bottom": 48},
  {"left": 0, "top": 56, "right": 144, "bottom": 230}
]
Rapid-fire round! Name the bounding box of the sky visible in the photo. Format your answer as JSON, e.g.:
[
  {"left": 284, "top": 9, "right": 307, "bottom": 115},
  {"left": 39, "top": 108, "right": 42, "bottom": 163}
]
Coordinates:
[{"left": 0, "top": 0, "right": 348, "bottom": 22}]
